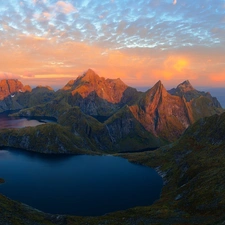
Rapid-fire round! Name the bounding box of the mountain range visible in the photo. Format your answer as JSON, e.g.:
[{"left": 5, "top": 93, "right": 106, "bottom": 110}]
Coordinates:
[
  {"left": 1, "top": 69, "right": 225, "bottom": 224},
  {"left": 0, "top": 69, "right": 223, "bottom": 153}
]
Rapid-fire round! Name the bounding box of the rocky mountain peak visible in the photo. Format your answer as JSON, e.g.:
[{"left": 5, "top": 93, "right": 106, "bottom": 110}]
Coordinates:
[
  {"left": 152, "top": 80, "right": 165, "bottom": 91},
  {"left": 129, "top": 79, "right": 192, "bottom": 140},
  {"left": 168, "top": 80, "right": 222, "bottom": 108},
  {"left": 61, "top": 69, "right": 101, "bottom": 92},
  {"left": 76, "top": 69, "right": 102, "bottom": 84},
  {"left": 83, "top": 68, "right": 99, "bottom": 79},
  {"left": 177, "top": 80, "right": 195, "bottom": 92},
  {"left": 61, "top": 69, "right": 129, "bottom": 104},
  {"left": 169, "top": 80, "right": 195, "bottom": 96},
  {"left": 146, "top": 80, "right": 168, "bottom": 98},
  {"left": 0, "top": 79, "right": 31, "bottom": 100}
]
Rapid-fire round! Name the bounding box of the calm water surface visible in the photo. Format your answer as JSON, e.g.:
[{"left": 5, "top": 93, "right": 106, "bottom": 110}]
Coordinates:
[
  {"left": 0, "top": 112, "right": 53, "bottom": 128},
  {"left": 0, "top": 149, "right": 163, "bottom": 216}
]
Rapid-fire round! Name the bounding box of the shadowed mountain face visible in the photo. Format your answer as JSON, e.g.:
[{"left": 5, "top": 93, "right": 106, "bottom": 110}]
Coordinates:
[{"left": 0, "top": 70, "right": 224, "bottom": 152}]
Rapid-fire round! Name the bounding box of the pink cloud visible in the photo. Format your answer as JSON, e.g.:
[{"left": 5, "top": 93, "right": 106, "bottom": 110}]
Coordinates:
[
  {"left": 22, "top": 72, "right": 35, "bottom": 78},
  {"left": 0, "top": 72, "right": 20, "bottom": 80},
  {"left": 34, "top": 11, "right": 52, "bottom": 21},
  {"left": 55, "top": 1, "right": 77, "bottom": 14}
]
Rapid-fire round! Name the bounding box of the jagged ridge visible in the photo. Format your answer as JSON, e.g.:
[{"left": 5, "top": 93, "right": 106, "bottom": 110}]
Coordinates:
[{"left": 0, "top": 70, "right": 224, "bottom": 152}]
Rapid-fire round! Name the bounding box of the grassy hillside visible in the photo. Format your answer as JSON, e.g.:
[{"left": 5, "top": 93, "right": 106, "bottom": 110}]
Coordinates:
[{"left": 121, "top": 112, "right": 225, "bottom": 224}]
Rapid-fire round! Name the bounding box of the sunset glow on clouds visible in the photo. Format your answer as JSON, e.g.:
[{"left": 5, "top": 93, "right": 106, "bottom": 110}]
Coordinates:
[{"left": 0, "top": 0, "right": 225, "bottom": 88}]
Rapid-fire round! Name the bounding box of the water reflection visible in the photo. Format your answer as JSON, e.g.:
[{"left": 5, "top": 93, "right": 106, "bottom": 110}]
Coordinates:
[{"left": 0, "top": 111, "right": 56, "bottom": 129}]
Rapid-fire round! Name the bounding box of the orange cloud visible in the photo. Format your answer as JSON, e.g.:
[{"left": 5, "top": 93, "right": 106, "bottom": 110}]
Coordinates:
[
  {"left": 150, "top": 56, "right": 191, "bottom": 81},
  {"left": 1, "top": 31, "right": 224, "bottom": 89},
  {"left": 174, "top": 59, "right": 189, "bottom": 72},
  {"left": 0, "top": 72, "right": 20, "bottom": 80},
  {"left": 0, "top": 37, "right": 196, "bottom": 88},
  {"left": 164, "top": 56, "right": 189, "bottom": 72},
  {"left": 210, "top": 72, "right": 225, "bottom": 82}
]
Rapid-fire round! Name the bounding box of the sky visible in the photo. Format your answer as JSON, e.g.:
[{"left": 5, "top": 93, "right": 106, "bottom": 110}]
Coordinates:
[{"left": 0, "top": 0, "right": 225, "bottom": 89}]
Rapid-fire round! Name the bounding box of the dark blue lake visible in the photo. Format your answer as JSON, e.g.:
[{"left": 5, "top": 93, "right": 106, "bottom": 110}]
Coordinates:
[{"left": 0, "top": 149, "right": 163, "bottom": 216}]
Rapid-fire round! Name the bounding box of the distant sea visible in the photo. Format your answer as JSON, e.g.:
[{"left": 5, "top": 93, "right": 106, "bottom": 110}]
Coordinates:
[{"left": 136, "top": 87, "right": 225, "bottom": 108}]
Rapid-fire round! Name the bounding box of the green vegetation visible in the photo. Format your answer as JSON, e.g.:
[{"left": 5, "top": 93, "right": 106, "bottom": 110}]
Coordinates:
[
  {"left": 12, "top": 95, "right": 72, "bottom": 119},
  {"left": 0, "top": 123, "right": 91, "bottom": 154},
  {"left": 105, "top": 105, "right": 166, "bottom": 151},
  {"left": 16, "top": 86, "right": 56, "bottom": 108},
  {"left": 58, "top": 106, "right": 112, "bottom": 152},
  {"left": 120, "top": 112, "right": 225, "bottom": 224},
  {"left": 191, "top": 96, "right": 224, "bottom": 121}
]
